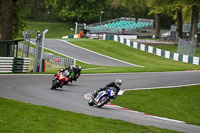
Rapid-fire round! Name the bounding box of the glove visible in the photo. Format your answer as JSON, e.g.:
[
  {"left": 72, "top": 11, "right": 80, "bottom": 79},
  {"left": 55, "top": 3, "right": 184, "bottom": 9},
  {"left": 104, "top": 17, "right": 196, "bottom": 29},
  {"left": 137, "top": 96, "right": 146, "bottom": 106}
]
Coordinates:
[{"left": 92, "top": 90, "right": 98, "bottom": 97}]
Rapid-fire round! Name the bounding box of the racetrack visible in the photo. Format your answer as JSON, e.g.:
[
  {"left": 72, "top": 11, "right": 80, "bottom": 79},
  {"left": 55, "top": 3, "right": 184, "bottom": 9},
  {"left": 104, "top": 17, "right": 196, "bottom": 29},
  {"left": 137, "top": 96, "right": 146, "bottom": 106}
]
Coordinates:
[
  {"left": 1, "top": 71, "right": 200, "bottom": 132},
  {"left": 31, "top": 39, "right": 140, "bottom": 67}
]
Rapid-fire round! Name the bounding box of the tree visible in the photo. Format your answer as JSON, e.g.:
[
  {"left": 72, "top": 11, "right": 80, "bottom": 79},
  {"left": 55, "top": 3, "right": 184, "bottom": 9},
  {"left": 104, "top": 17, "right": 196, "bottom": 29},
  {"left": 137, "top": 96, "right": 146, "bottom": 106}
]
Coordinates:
[
  {"left": 120, "top": 0, "right": 150, "bottom": 19},
  {"left": 176, "top": 7, "right": 183, "bottom": 38},
  {"left": 57, "top": 0, "right": 108, "bottom": 22},
  {"left": 0, "top": 0, "right": 26, "bottom": 40},
  {"left": 0, "top": 0, "right": 14, "bottom": 40},
  {"left": 12, "top": 1, "right": 26, "bottom": 38},
  {"left": 170, "top": 0, "right": 200, "bottom": 40},
  {"left": 180, "top": 0, "right": 200, "bottom": 41},
  {"left": 146, "top": 0, "right": 164, "bottom": 39},
  {"left": 190, "top": 4, "right": 199, "bottom": 41},
  {"left": 164, "top": 0, "right": 184, "bottom": 39}
]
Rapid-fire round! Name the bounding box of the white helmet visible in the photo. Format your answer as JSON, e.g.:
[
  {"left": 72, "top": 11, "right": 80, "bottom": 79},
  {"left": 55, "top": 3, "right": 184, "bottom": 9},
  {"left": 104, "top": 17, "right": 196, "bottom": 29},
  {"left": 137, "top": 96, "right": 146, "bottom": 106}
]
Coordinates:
[{"left": 115, "top": 79, "right": 122, "bottom": 87}]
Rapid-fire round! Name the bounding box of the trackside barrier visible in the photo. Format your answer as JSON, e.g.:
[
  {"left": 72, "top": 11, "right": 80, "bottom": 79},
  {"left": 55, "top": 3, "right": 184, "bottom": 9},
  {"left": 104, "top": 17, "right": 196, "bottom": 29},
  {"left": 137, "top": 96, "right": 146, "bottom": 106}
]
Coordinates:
[
  {"left": 0, "top": 57, "right": 30, "bottom": 73},
  {"left": 13, "top": 58, "right": 30, "bottom": 73},
  {"left": 0, "top": 57, "right": 14, "bottom": 72},
  {"left": 113, "top": 35, "right": 200, "bottom": 65}
]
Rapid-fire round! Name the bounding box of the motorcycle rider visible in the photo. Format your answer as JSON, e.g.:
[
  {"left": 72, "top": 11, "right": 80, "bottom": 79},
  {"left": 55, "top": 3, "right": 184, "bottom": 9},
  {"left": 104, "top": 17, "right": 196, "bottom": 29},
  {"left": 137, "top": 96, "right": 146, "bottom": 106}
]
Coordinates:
[
  {"left": 53, "top": 65, "right": 73, "bottom": 88},
  {"left": 55, "top": 65, "right": 81, "bottom": 85},
  {"left": 58, "top": 68, "right": 70, "bottom": 88},
  {"left": 54, "top": 65, "right": 73, "bottom": 77},
  {"left": 92, "top": 79, "right": 122, "bottom": 98},
  {"left": 73, "top": 66, "right": 82, "bottom": 81}
]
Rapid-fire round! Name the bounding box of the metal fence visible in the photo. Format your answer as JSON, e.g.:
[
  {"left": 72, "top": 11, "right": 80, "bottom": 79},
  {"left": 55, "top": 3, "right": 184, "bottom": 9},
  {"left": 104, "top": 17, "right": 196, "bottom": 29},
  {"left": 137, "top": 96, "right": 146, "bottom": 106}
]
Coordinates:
[
  {"left": 49, "top": 55, "right": 75, "bottom": 67},
  {"left": 18, "top": 43, "right": 75, "bottom": 68},
  {"left": 177, "top": 37, "right": 197, "bottom": 56},
  {"left": 21, "top": 31, "right": 33, "bottom": 58}
]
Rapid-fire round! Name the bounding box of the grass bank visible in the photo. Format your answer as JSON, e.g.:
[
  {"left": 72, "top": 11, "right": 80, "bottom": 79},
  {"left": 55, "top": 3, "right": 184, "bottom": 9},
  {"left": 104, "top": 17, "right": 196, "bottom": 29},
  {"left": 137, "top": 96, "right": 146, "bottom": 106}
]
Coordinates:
[
  {"left": 112, "top": 85, "right": 200, "bottom": 126},
  {"left": 0, "top": 97, "right": 177, "bottom": 133},
  {"left": 65, "top": 39, "right": 199, "bottom": 73},
  {"left": 25, "top": 21, "right": 75, "bottom": 38}
]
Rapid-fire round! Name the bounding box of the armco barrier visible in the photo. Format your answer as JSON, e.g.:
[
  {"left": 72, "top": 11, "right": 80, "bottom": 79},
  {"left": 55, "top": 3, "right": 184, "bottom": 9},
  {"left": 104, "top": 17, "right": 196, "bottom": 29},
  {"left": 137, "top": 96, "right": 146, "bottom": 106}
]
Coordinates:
[
  {"left": 0, "top": 57, "right": 30, "bottom": 73},
  {"left": 0, "top": 57, "right": 14, "bottom": 72},
  {"left": 13, "top": 58, "right": 30, "bottom": 73},
  {"left": 114, "top": 35, "right": 200, "bottom": 65}
]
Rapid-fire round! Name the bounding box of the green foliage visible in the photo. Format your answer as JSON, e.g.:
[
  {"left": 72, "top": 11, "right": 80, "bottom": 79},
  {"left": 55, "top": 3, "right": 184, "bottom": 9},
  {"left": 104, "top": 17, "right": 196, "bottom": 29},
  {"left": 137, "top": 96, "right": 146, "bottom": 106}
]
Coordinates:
[
  {"left": 120, "top": 0, "right": 151, "bottom": 19},
  {"left": 44, "top": 0, "right": 57, "bottom": 8},
  {"left": 147, "top": 0, "right": 167, "bottom": 15},
  {"left": 58, "top": 0, "right": 108, "bottom": 22},
  {"left": 13, "top": 2, "right": 26, "bottom": 38}
]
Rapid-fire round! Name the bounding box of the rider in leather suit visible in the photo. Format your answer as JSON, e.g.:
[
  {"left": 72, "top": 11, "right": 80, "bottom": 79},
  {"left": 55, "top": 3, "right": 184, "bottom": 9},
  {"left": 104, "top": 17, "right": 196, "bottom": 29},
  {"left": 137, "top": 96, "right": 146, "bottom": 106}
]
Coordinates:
[{"left": 92, "top": 79, "right": 122, "bottom": 98}]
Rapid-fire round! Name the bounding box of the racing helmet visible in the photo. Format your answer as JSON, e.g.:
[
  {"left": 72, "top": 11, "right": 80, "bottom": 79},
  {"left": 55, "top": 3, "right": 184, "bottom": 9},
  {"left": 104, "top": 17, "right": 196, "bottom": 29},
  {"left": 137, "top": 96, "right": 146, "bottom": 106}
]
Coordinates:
[
  {"left": 68, "top": 65, "right": 73, "bottom": 71},
  {"left": 115, "top": 79, "right": 122, "bottom": 87},
  {"left": 64, "top": 70, "right": 69, "bottom": 76},
  {"left": 78, "top": 66, "right": 82, "bottom": 70}
]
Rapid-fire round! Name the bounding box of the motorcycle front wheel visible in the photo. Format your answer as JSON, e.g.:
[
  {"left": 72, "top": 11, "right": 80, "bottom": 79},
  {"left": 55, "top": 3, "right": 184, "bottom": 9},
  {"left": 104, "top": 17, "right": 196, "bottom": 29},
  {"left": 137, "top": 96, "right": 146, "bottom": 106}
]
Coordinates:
[
  {"left": 51, "top": 79, "right": 59, "bottom": 90},
  {"left": 88, "top": 98, "right": 94, "bottom": 106},
  {"left": 97, "top": 96, "right": 109, "bottom": 108}
]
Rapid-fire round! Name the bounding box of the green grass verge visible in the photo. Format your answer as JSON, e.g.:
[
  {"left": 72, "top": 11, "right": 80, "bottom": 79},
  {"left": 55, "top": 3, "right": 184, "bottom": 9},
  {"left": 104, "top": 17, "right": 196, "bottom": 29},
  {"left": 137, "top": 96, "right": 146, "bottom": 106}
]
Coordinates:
[
  {"left": 0, "top": 97, "right": 177, "bottom": 133},
  {"left": 65, "top": 39, "right": 199, "bottom": 73},
  {"left": 25, "top": 21, "right": 75, "bottom": 38},
  {"left": 112, "top": 85, "right": 200, "bottom": 126}
]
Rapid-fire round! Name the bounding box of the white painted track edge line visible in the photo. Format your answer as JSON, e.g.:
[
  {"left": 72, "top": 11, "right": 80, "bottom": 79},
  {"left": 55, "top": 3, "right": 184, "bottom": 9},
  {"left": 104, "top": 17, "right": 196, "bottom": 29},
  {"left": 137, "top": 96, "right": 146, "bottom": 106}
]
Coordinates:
[
  {"left": 84, "top": 93, "right": 185, "bottom": 124},
  {"left": 30, "top": 41, "right": 92, "bottom": 65},
  {"left": 58, "top": 39, "right": 143, "bottom": 67}
]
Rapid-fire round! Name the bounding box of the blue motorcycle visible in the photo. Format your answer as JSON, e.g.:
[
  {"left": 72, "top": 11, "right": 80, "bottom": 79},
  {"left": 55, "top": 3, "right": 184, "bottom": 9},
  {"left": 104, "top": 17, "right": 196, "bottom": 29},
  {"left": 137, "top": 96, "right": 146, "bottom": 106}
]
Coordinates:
[{"left": 88, "top": 87, "right": 116, "bottom": 108}]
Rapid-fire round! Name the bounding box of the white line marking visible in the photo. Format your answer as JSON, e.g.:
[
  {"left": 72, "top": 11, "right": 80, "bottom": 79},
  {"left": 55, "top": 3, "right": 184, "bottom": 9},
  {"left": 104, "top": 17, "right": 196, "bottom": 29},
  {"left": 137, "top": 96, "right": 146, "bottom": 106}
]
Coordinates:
[
  {"left": 145, "top": 115, "right": 185, "bottom": 123},
  {"left": 58, "top": 39, "right": 143, "bottom": 67},
  {"left": 30, "top": 41, "right": 91, "bottom": 65}
]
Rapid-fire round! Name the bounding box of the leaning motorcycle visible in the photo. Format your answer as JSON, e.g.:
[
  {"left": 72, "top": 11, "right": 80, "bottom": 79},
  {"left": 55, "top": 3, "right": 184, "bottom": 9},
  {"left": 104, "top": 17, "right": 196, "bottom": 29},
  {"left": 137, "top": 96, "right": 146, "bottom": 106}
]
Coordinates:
[
  {"left": 88, "top": 87, "right": 116, "bottom": 108},
  {"left": 51, "top": 71, "right": 69, "bottom": 90},
  {"left": 72, "top": 67, "right": 82, "bottom": 82}
]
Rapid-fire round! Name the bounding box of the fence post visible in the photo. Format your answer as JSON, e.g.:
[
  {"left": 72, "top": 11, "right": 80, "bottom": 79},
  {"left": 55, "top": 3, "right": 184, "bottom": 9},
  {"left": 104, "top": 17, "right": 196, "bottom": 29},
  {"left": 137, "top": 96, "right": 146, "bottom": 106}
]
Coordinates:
[{"left": 39, "top": 29, "right": 48, "bottom": 72}]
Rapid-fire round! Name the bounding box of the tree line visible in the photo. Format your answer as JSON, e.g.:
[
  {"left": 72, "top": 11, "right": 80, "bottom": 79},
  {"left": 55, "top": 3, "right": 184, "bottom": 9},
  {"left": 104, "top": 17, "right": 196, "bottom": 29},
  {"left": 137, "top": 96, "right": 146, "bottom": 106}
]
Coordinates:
[{"left": 0, "top": 0, "right": 199, "bottom": 40}]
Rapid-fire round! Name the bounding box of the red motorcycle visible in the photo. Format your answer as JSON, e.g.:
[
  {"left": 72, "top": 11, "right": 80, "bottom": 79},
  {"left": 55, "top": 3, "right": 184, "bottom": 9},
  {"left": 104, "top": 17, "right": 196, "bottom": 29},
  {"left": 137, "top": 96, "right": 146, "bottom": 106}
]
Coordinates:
[{"left": 51, "top": 71, "right": 69, "bottom": 90}]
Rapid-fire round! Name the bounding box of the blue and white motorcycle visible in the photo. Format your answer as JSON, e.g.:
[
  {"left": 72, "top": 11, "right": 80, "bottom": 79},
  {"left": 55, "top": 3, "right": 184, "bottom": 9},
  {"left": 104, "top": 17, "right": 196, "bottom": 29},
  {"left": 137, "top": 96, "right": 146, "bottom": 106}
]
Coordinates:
[{"left": 88, "top": 87, "right": 116, "bottom": 108}]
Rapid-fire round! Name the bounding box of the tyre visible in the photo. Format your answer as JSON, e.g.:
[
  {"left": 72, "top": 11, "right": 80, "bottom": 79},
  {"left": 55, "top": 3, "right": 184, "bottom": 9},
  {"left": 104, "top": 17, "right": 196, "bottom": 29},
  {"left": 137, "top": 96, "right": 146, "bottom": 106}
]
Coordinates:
[
  {"left": 97, "top": 96, "right": 109, "bottom": 108},
  {"left": 64, "top": 81, "right": 68, "bottom": 85},
  {"left": 88, "top": 98, "right": 94, "bottom": 106},
  {"left": 51, "top": 79, "right": 58, "bottom": 90}
]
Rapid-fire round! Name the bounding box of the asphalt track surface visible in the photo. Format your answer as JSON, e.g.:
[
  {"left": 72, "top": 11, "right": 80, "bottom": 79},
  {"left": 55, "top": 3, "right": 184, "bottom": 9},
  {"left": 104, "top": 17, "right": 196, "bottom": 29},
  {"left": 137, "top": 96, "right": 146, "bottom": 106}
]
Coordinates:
[
  {"left": 31, "top": 39, "right": 138, "bottom": 67},
  {"left": 1, "top": 71, "right": 200, "bottom": 132}
]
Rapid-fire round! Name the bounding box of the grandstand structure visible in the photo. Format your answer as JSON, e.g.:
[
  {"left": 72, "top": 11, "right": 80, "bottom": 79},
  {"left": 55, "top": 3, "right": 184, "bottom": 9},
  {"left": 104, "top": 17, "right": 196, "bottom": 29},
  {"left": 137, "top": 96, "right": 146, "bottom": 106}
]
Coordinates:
[{"left": 86, "top": 17, "right": 154, "bottom": 35}]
